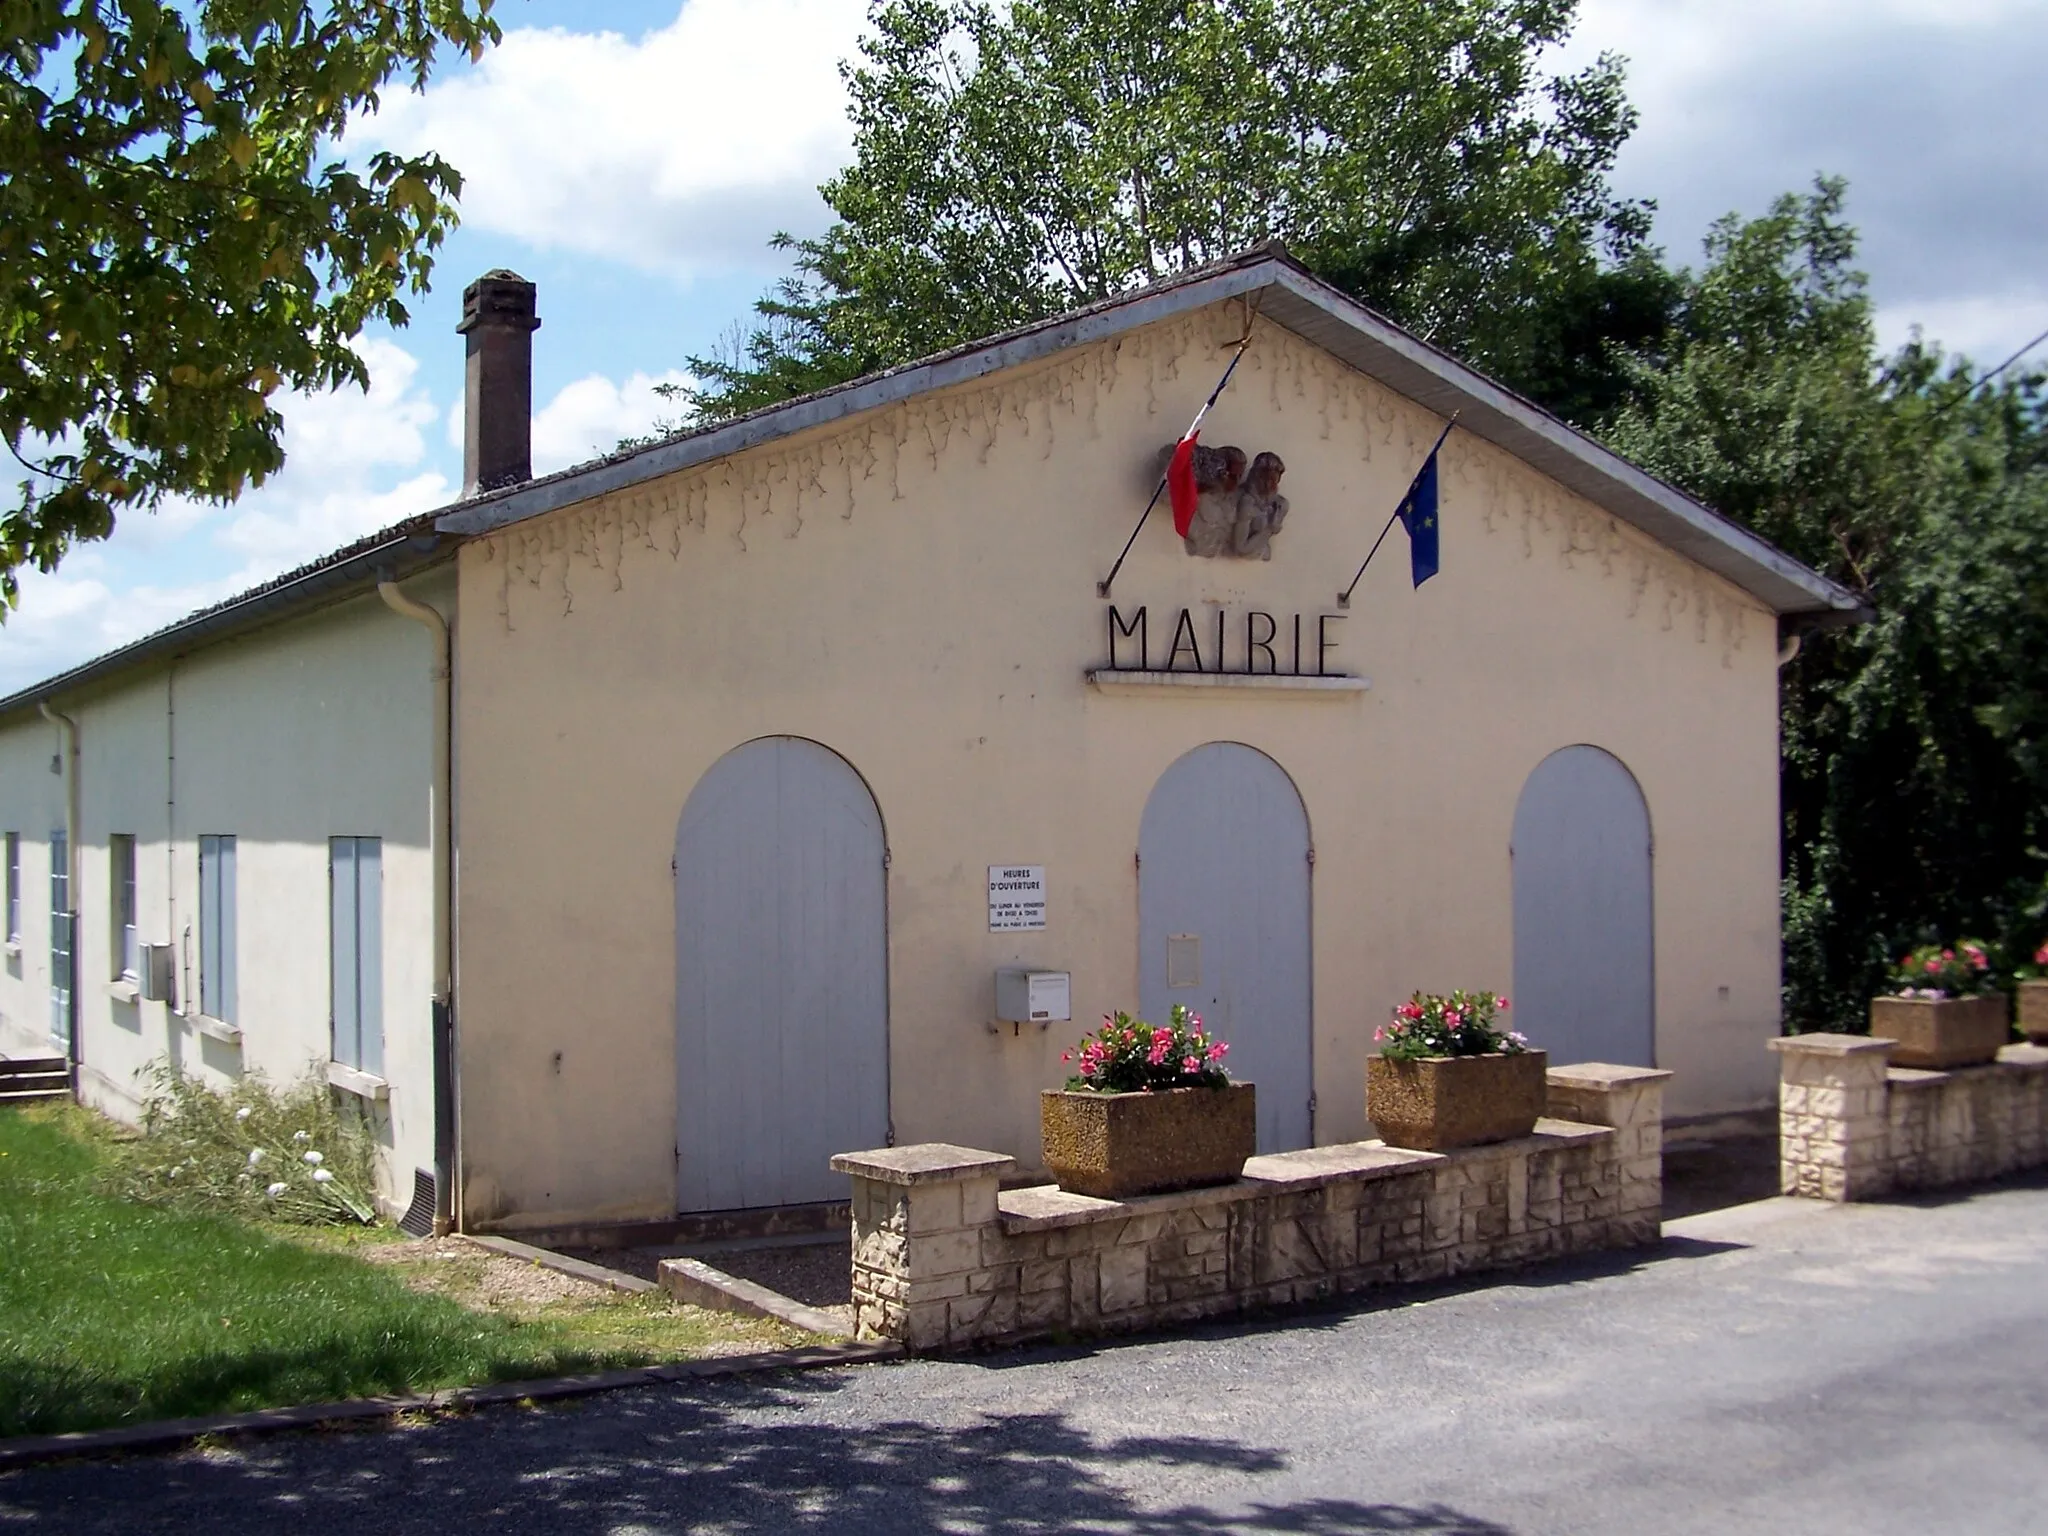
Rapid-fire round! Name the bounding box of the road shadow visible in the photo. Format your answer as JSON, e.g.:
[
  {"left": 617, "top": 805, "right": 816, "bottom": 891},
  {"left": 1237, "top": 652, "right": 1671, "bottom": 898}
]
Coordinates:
[
  {"left": 970, "top": 1226, "right": 1747, "bottom": 1372},
  {"left": 1876, "top": 1160, "right": 2048, "bottom": 1209},
  {"left": 1661, "top": 1131, "right": 1782, "bottom": 1220},
  {"left": 0, "top": 1375, "right": 1516, "bottom": 1535}
]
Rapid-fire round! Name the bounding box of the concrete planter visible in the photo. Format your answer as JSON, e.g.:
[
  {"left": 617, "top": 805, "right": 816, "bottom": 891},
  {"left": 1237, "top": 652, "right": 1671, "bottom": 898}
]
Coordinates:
[
  {"left": 2019, "top": 981, "right": 2048, "bottom": 1045},
  {"left": 1367, "top": 1051, "right": 1549, "bottom": 1151},
  {"left": 1870, "top": 994, "right": 2010, "bottom": 1069},
  {"left": 1039, "top": 1083, "right": 1256, "bottom": 1200}
]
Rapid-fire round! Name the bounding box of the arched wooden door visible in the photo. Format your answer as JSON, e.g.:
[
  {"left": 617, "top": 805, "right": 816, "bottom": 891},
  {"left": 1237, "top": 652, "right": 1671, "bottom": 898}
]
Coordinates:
[
  {"left": 1511, "top": 745, "right": 1654, "bottom": 1068},
  {"left": 1139, "top": 743, "right": 1313, "bottom": 1152},
  {"left": 675, "top": 737, "right": 888, "bottom": 1211}
]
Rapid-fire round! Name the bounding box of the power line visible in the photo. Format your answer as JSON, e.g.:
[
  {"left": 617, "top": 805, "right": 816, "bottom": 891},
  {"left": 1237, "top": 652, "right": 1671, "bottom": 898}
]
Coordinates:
[
  {"left": 1972, "top": 324, "right": 2048, "bottom": 389},
  {"left": 1925, "top": 323, "right": 2048, "bottom": 419}
]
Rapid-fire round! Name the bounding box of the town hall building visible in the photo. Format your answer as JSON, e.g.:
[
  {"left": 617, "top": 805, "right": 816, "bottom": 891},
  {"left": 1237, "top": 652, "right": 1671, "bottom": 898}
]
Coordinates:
[{"left": 0, "top": 251, "right": 1864, "bottom": 1234}]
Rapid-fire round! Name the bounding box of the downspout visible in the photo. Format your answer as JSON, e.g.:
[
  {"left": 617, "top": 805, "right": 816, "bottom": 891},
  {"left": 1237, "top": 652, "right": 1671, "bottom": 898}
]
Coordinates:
[
  {"left": 378, "top": 580, "right": 457, "bottom": 1234},
  {"left": 1777, "top": 632, "right": 1803, "bottom": 669},
  {"left": 38, "top": 701, "right": 80, "bottom": 1085}
]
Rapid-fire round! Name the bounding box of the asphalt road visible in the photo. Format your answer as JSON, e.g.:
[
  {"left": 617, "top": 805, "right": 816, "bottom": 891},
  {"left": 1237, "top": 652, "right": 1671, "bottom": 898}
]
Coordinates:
[{"left": 7, "top": 1177, "right": 2048, "bottom": 1534}]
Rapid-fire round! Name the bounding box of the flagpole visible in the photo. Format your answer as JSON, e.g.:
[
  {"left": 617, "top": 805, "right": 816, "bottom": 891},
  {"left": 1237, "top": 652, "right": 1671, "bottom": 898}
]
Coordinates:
[
  {"left": 1336, "top": 414, "right": 1458, "bottom": 607},
  {"left": 1098, "top": 302, "right": 1261, "bottom": 598}
]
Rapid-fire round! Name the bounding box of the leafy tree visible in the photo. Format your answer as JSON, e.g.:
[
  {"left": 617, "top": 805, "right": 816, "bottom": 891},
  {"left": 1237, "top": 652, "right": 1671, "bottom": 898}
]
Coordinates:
[
  {"left": 0, "top": 0, "right": 500, "bottom": 603},
  {"left": 685, "top": 0, "right": 1666, "bottom": 423},
  {"left": 1607, "top": 181, "right": 2048, "bottom": 1026}
]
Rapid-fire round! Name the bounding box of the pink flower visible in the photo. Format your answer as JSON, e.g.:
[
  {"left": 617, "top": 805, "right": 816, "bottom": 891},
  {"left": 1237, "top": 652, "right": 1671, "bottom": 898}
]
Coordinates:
[
  {"left": 2037, "top": 944, "right": 2048, "bottom": 966},
  {"left": 1061, "top": 1051, "right": 1072, "bottom": 1064},
  {"left": 1497, "top": 997, "right": 1510, "bottom": 1009},
  {"left": 1182, "top": 1056, "right": 1201, "bottom": 1073},
  {"left": 1373, "top": 1026, "right": 1386, "bottom": 1042},
  {"left": 1942, "top": 949, "right": 1955, "bottom": 961},
  {"left": 1924, "top": 959, "right": 1942, "bottom": 974},
  {"left": 1147, "top": 1040, "right": 1170, "bottom": 1065},
  {"left": 1207, "top": 1041, "right": 1228, "bottom": 1061}
]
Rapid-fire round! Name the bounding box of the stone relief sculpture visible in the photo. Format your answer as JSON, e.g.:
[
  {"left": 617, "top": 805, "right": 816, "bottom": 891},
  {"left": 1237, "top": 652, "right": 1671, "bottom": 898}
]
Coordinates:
[
  {"left": 1231, "top": 451, "right": 1288, "bottom": 561},
  {"left": 1155, "top": 443, "right": 1289, "bottom": 560}
]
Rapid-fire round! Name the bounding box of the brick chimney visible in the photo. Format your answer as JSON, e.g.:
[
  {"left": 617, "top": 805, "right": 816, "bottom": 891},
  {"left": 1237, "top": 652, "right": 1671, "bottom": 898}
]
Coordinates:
[{"left": 458, "top": 270, "right": 541, "bottom": 496}]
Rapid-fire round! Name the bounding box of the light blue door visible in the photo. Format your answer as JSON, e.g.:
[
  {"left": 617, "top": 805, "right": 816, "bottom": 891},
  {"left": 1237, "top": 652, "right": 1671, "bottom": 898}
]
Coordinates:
[
  {"left": 1139, "top": 743, "right": 1313, "bottom": 1152},
  {"left": 1511, "top": 745, "right": 1654, "bottom": 1068},
  {"left": 675, "top": 737, "right": 889, "bottom": 1211}
]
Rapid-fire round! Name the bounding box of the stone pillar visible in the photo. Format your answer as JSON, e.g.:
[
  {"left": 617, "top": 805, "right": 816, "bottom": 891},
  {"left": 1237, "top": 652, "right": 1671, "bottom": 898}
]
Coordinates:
[
  {"left": 1770, "top": 1034, "right": 1895, "bottom": 1201},
  {"left": 1544, "top": 1063, "right": 1675, "bottom": 1241},
  {"left": 830, "top": 1144, "right": 1013, "bottom": 1350}
]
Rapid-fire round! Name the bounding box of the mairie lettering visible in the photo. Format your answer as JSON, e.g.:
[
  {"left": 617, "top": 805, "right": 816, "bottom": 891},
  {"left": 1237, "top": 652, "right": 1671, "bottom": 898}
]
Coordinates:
[{"left": 1103, "top": 605, "right": 1346, "bottom": 676}]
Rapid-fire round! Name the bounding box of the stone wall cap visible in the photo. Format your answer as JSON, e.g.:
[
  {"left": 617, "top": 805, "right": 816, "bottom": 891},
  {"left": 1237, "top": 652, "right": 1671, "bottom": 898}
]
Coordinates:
[
  {"left": 1997, "top": 1043, "right": 2048, "bottom": 1069},
  {"left": 1886, "top": 1066, "right": 1950, "bottom": 1087},
  {"left": 1543, "top": 1063, "right": 1675, "bottom": 1089},
  {"left": 1769, "top": 1033, "right": 1897, "bottom": 1057},
  {"left": 830, "top": 1144, "right": 1017, "bottom": 1186},
  {"left": 994, "top": 1127, "right": 1615, "bottom": 1233}
]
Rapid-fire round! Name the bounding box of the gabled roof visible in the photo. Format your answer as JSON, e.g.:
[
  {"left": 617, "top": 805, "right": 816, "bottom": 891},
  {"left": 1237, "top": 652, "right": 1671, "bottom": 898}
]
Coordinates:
[
  {"left": 438, "top": 248, "right": 1866, "bottom": 622},
  {"left": 2, "top": 248, "right": 1864, "bottom": 720}
]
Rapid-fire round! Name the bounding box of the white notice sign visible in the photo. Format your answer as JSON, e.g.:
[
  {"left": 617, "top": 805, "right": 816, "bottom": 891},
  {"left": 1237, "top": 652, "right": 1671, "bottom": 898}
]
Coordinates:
[{"left": 988, "top": 866, "right": 1047, "bottom": 931}]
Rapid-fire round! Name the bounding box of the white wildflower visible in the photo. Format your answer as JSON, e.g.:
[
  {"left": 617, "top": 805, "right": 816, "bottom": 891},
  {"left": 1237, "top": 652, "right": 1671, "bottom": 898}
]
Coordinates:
[
  {"left": 293, "top": 1130, "right": 309, "bottom": 1143},
  {"left": 302, "top": 1150, "right": 323, "bottom": 1166},
  {"left": 234, "top": 1106, "right": 253, "bottom": 1121},
  {"left": 312, "top": 1169, "right": 334, "bottom": 1184},
  {"left": 266, "top": 1181, "right": 289, "bottom": 1198},
  {"left": 247, "top": 1148, "right": 265, "bottom": 1166}
]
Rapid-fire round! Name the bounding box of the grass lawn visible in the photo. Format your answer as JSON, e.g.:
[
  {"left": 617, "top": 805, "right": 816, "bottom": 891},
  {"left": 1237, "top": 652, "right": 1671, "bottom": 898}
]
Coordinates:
[{"left": 0, "top": 1104, "right": 816, "bottom": 1439}]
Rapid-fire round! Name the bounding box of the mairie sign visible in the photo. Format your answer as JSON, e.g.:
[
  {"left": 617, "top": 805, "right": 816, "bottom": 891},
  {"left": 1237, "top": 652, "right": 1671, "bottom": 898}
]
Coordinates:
[{"left": 1101, "top": 605, "right": 1347, "bottom": 677}]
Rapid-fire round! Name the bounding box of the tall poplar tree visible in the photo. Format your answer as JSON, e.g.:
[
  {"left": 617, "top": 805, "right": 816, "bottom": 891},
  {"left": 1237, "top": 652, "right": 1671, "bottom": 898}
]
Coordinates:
[{"left": 683, "top": 0, "right": 1673, "bottom": 424}]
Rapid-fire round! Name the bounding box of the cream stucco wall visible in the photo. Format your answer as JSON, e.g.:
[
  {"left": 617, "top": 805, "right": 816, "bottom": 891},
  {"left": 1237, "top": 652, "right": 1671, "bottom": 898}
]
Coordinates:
[
  {"left": 0, "top": 572, "right": 451, "bottom": 1206},
  {"left": 453, "top": 304, "right": 1783, "bottom": 1230}
]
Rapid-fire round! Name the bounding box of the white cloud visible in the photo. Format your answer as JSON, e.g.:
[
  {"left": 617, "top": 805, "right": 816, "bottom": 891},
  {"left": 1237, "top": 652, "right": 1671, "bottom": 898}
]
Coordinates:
[
  {"left": 1561, "top": 0, "right": 2048, "bottom": 364},
  {"left": 531, "top": 369, "right": 695, "bottom": 473},
  {"left": 0, "top": 338, "right": 452, "bottom": 696},
  {"left": 1876, "top": 294, "right": 2048, "bottom": 372},
  {"left": 356, "top": 0, "right": 866, "bottom": 275},
  {"left": 0, "top": 337, "right": 715, "bottom": 696}
]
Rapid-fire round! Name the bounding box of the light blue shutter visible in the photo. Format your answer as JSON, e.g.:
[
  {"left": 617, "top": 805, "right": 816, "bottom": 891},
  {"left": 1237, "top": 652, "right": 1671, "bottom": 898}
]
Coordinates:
[
  {"left": 218, "top": 836, "right": 237, "bottom": 1026},
  {"left": 331, "top": 838, "right": 358, "bottom": 1067},
  {"left": 202, "top": 836, "right": 238, "bottom": 1025},
  {"left": 356, "top": 839, "right": 383, "bottom": 1076}
]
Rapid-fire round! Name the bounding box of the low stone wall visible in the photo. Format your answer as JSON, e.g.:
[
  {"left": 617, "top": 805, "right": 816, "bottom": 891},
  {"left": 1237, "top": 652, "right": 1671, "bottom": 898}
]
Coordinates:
[
  {"left": 1772, "top": 1035, "right": 2048, "bottom": 1201},
  {"left": 832, "top": 1064, "right": 1671, "bottom": 1351}
]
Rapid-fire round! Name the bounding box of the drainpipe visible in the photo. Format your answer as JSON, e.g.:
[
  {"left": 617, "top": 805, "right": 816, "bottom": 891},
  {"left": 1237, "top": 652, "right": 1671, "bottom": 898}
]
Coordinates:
[
  {"left": 1777, "top": 632, "right": 1803, "bottom": 669},
  {"left": 378, "top": 580, "right": 457, "bottom": 1234},
  {"left": 39, "top": 701, "right": 80, "bottom": 1085}
]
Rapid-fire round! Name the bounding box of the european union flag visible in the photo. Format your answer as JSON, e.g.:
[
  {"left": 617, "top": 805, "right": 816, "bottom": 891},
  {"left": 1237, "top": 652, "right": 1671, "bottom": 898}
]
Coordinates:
[{"left": 1397, "top": 448, "right": 1441, "bottom": 588}]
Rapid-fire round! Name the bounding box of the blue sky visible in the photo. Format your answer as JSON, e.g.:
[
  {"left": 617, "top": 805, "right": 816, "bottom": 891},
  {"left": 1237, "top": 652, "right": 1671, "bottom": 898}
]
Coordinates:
[{"left": 4, "top": 0, "right": 2043, "bottom": 694}]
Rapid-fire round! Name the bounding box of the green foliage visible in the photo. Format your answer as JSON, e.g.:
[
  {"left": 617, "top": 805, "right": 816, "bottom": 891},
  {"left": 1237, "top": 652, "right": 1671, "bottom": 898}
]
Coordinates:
[
  {"left": 1062, "top": 1003, "right": 1231, "bottom": 1092},
  {"left": 682, "top": 0, "right": 1661, "bottom": 424},
  {"left": 0, "top": 0, "right": 500, "bottom": 602},
  {"left": 115, "top": 1064, "right": 380, "bottom": 1225},
  {"left": 1376, "top": 990, "right": 1526, "bottom": 1061},
  {"left": 1607, "top": 181, "right": 2048, "bottom": 1028}
]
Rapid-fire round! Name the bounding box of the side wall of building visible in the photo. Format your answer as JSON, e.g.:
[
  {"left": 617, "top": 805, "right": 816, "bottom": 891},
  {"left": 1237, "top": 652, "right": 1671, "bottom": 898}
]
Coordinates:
[
  {"left": 453, "top": 304, "right": 1784, "bottom": 1229},
  {"left": 0, "top": 571, "right": 450, "bottom": 1205}
]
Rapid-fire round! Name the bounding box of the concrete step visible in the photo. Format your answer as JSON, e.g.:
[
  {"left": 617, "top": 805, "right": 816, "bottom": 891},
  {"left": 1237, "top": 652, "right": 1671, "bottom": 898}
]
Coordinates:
[{"left": 0, "top": 1058, "right": 71, "bottom": 1104}]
